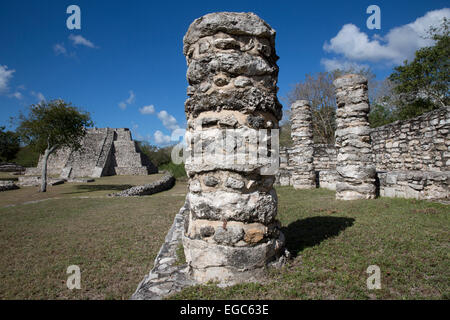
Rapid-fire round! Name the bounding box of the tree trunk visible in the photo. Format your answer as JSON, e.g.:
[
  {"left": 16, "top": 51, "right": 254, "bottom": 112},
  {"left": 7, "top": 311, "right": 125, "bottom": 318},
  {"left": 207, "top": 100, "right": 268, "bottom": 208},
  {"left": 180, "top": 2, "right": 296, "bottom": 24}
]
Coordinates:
[{"left": 40, "top": 148, "right": 52, "bottom": 192}]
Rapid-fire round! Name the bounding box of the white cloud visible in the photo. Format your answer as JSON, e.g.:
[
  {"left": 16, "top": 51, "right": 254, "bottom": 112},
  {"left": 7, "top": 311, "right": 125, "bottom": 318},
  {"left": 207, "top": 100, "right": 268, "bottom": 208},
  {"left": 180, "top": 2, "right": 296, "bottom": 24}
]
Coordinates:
[
  {"left": 320, "top": 58, "right": 369, "bottom": 72},
  {"left": 31, "top": 91, "right": 45, "bottom": 102},
  {"left": 118, "top": 90, "right": 135, "bottom": 110},
  {"left": 0, "top": 65, "right": 15, "bottom": 93},
  {"left": 157, "top": 110, "right": 180, "bottom": 131},
  {"left": 10, "top": 92, "right": 23, "bottom": 100},
  {"left": 323, "top": 8, "right": 450, "bottom": 66},
  {"left": 139, "top": 105, "right": 155, "bottom": 115},
  {"left": 53, "top": 43, "right": 67, "bottom": 56},
  {"left": 69, "top": 34, "right": 97, "bottom": 48},
  {"left": 126, "top": 90, "right": 135, "bottom": 104},
  {"left": 154, "top": 130, "right": 172, "bottom": 145}
]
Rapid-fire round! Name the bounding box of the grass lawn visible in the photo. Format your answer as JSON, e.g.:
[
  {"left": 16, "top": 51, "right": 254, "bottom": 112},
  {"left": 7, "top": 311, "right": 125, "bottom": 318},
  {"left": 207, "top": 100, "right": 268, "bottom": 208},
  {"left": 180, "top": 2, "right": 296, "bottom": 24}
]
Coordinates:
[{"left": 0, "top": 180, "right": 448, "bottom": 299}]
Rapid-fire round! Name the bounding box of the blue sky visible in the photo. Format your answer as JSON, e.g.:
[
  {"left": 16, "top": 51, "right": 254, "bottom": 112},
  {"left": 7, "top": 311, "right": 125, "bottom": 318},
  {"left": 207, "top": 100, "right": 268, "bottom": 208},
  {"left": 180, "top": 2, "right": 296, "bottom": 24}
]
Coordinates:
[{"left": 1, "top": 0, "right": 448, "bottom": 145}]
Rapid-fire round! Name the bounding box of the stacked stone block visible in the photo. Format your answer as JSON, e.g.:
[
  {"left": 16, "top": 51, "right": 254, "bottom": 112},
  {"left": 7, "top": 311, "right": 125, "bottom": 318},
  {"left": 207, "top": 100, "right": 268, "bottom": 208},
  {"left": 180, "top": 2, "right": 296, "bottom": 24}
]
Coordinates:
[
  {"left": 333, "top": 74, "right": 376, "bottom": 200},
  {"left": 182, "top": 12, "right": 286, "bottom": 284},
  {"left": 290, "top": 100, "right": 315, "bottom": 189}
]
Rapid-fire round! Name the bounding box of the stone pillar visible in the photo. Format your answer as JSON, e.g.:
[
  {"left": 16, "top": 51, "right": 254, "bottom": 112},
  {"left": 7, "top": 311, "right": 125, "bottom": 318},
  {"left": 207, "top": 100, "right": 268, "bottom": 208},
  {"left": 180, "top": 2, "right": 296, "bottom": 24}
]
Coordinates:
[
  {"left": 182, "top": 12, "right": 286, "bottom": 284},
  {"left": 333, "top": 74, "right": 376, "bottom": 200},
  {"left": 290, "top": 100, "right": 316, "bottom": 189}
]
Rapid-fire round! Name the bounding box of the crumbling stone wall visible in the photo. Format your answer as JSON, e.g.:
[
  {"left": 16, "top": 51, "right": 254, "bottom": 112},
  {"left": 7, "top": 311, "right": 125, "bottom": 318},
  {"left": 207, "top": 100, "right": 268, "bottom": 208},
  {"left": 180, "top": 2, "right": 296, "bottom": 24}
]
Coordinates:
[
  {"left": 371, "top": 106, "right": 450, "bottom": 172},
  {"left": 182, "top": 12, "right": 286, "bottom": 284}
]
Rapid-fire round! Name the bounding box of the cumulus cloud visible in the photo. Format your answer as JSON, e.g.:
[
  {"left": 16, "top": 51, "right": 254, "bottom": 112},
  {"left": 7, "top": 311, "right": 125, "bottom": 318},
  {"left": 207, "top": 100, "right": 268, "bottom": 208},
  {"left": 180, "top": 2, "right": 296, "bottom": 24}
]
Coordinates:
[
  {"left": 154, "top": 130, "right": 172, "bottom": 145},
  {"left": 321, "top": 58, "right": 369, "bottom": 72},
  {"left": 157, "top": 110, "right": 180, "bottom": 131},
  {"left": 118, "top": 90, "right": 135, "bottom": 110},
  {"left": 0, "top": 65, "right": 15, "bottom": 93},
  {"left": 69, "top": 34, "right": 97, "bottom": 48},
  {"left": 139, "top": 105, "right": 155, "bottom": 115},
  {"left": 323, "top": 8, "right": 450, "bottom": 67}
]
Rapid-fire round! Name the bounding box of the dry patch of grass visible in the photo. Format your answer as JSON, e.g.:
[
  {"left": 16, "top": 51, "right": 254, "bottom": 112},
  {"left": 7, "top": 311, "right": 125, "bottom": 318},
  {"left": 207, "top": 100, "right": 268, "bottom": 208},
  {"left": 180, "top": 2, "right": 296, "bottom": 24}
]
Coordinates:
[
  {"left": 0, "top": 182, "right": 448, "bottom": 300},
  {"left": 0, "top": 174, "right": 167, "bottom": 207},
  {"left": 0, "top": 177, "right": 187, "bottom": 299}
]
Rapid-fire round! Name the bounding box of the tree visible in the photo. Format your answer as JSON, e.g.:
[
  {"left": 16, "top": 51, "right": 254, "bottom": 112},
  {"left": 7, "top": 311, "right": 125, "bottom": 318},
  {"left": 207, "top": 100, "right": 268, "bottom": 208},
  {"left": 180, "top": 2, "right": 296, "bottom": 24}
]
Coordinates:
[
  {"left": 16, "top": 100, "right": 93, "bottom": 192},
  {"left": 286, "top": 68, "right": 376, "bottom": 143},
  {"left": 389, "top": 18, "right": 449, "bottom": 117},
  {"left": 0, "top": 126, "right": 20, "bottom": 162}
]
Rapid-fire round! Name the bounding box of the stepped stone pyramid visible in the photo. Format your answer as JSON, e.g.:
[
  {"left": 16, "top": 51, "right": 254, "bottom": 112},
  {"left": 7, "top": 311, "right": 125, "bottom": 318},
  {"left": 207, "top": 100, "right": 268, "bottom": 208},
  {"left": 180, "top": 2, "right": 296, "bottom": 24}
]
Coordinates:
[{"left": 26, "top": 128, "right": 157, "bottom": 178}]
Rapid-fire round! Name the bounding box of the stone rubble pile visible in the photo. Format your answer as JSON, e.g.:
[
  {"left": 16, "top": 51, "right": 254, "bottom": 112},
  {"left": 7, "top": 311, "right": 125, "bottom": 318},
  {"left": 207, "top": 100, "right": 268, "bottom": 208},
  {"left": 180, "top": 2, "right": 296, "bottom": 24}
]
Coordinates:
[
  {"left": 182, "top": 12, "right": 287, "bottom": 284},
  {"left": 0, "top": 180, "right": 19, "bottom": 192},
  {"left": 333, "top": 74, "right": 376, "bottom": 200},
  {"left": 109, "top": 174, "right": 175, "bottom": 197}
]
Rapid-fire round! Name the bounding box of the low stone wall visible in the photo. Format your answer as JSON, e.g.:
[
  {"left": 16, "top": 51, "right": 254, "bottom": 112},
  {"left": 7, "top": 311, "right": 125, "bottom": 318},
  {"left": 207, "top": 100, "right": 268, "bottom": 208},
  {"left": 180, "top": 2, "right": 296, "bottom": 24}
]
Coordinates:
[
  {"left": 109, "top": 174, "right": 175, "bottom": 197},
  {"left": 0, "top": 181, "right": 19, "bottom": 192},
  {"left": 17, "top": 176, "right": 65, "bottom": 187},
  {"left": 378, "top": 171, "right": 449, "bottom": 200},
  {"left": 132, "top": 202, "right": 195, "bottom": 300},
  {"left": 0, "top": 163, "right": 25, "bottom": 173}
]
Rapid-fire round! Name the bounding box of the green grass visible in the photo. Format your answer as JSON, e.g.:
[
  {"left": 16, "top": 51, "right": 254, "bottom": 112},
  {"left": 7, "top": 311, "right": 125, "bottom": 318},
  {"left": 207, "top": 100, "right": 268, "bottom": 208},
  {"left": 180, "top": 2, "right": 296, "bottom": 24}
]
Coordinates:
[
  {"left": 170, "top": 187, "right": 449, "bottom": 300},
  {"left": 0, "top": 183, "right": 448, "bottom": 300},
  {"left": 159, "top": 162, "right": 187, "bottom": 179}
]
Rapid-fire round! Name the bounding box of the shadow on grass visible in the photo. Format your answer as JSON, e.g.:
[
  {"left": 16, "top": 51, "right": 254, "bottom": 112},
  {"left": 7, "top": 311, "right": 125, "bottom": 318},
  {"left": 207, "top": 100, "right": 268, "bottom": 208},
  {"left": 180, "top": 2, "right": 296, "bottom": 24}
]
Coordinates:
[
  {"left": 281, "top": 216, "right": 355, "bottom": 257},
  {"left": 63, "top": 184, "right": 133, "bottom": 194}
]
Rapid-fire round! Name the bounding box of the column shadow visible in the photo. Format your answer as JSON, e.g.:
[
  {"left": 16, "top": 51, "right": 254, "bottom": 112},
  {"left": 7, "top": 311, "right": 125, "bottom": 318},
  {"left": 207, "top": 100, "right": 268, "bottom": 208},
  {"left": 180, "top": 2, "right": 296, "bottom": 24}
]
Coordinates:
[{"left": 281, "top": 216, "right": 355, "bottom": 257}]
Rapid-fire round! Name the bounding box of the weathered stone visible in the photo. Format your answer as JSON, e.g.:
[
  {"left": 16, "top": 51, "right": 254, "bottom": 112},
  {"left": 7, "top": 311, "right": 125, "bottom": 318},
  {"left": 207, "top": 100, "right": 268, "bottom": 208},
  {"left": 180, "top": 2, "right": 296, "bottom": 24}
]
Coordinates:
[
  {"left": 25, "top": 128, "right": 157, "bottom": 178},
  {"left": 108, "top": 174, "right": 175, "bottom": 197},
  {"left": 182, "top": 12, "right": 287, "bottom": 284},
  {"left": 334, "top": 74, "right": 376, "bottom": 200},
  {"left": 290, "top": 100, "right": 316, "bottom": 189}
]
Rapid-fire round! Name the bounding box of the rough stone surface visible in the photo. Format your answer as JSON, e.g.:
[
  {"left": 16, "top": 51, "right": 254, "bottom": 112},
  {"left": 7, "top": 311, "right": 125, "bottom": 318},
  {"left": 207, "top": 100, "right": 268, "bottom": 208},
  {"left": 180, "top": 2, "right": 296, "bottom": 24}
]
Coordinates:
[
  {"left": 334, "top": 74, "right": 376, "bottom": 200},
  {"left": 0, "top": 180, "right": 19, "bottom": 192},
  {"left": 0, "top": 163, "right": 25, "bottom": 173},
  {"left": 182, "top": 12, "right": 287, "bottom": 284},
  {"left": 25, "top": 128, "right": 157, "bottom": 178},
  {"left": 275, "top": 106, "right": 449, "bottom": 199},
  {"left": 109, "top": 174, "right": 175, "bottom": 197},
  {"left": 378, "top": 171, "right": 449, "bottom": 200},
  {"left": 132, "top": 202, "right": 196, "bottom": 300},
  {"left": 290, "top": 100, "right": 315, "bottom": 189},
  {"left": 371, "top": 106, "right": 450, "bottom": 172}
]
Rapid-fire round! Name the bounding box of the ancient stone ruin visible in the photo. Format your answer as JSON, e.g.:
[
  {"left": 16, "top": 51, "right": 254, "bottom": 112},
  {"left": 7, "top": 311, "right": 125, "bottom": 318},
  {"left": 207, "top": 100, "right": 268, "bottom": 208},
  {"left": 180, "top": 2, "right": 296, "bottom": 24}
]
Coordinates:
[
  {"left": 25, "top": 128, "right": 157, "bottom": 179},
  {"left": 333, "top": 74, "right": 377, "bottom": 200},
  {"left": 182, "top": 11, "right": 286, "bottom": 284},
  {"left": 276, "top": 95, "right": 449, "bottom": 200},
  {"left": 290, "top": 100, "right": 316, "bottom": 189}
]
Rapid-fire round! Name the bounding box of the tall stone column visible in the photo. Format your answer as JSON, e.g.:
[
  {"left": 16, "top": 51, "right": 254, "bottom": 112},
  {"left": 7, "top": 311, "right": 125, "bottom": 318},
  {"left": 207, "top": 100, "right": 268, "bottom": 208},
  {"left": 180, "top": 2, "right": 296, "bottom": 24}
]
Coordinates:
[
  {"left": 290, "top": 100, "right": 316, "bottom": 189},
  {"left": 333, "top": 74, "right": 376, "bottom": 200},
  {"left": 182, "top": 12, "right": 286, "bottom": 284}
]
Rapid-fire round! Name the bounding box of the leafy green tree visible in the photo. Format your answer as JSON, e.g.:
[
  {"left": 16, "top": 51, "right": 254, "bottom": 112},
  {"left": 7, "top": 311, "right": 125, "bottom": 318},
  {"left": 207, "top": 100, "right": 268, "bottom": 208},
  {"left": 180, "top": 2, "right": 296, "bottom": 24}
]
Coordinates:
[
  {"left": 16, "top": 100, "right": 93, "bottom": 192},
  {"left": 368, "top": 104, "right": 395, "bottom": 128},
  {"left": 389, "top": 19, "right": 449, "bottom": 117},
  {"left": 0, "top": 127, "right": 20, "bottom": 162}
]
